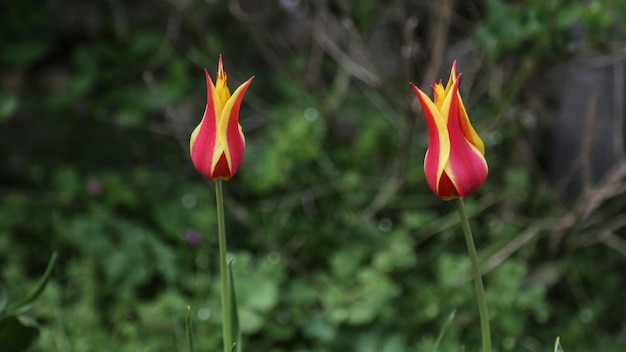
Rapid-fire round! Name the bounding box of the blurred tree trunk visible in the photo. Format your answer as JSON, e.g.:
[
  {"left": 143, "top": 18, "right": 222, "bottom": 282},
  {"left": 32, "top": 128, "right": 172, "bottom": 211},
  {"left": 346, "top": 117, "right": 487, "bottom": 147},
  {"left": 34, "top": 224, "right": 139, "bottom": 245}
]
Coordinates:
[{"left": 551, "top": 32, "right": 625, "bottom": 196}]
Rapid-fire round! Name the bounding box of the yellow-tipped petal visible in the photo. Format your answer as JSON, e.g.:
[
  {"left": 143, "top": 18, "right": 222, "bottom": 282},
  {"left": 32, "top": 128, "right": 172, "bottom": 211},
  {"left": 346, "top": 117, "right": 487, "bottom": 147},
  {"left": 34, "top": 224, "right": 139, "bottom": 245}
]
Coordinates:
[
  {"left": 432, "top": 81, "right": 447, "bottom": 109},
  {"left": 218, "top": 76, "right": 254, "bottom": 177},
  {"left": 190, "top": 71, "right": 224, "bottom": 180},
  {"left": 456, "top": 93, "right": 485, "bottom": 155},
  {"left": 216, "top": 55, "right": 231, "bottom": 107},
  {"left": 204, "top": 69, "right": 227, "bottom": 171},
  {"left": 189, "top": 122, "right": 201, "bottom": 155},
  {"left": 445, "top": 61, "right": 457, "bottom": 92},
  {"left": 445, "top": 63, "right": 485, "bottom": 154},
  {"left": 442, "top": 77, "right": 488, "bottom": 198},
  {"left": 411, "top": 82, "right": 451, "bottom": 196}
]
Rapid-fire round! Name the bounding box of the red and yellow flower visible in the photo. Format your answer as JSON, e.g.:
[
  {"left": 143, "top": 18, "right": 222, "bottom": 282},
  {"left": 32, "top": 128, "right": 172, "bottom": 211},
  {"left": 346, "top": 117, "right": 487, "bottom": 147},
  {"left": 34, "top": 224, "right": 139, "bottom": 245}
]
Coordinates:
[
  {"left": 410, "top": 62, "right": 488, "bottom": 200},
  {"left": 190, "top": 56, "right": 254, "bottom": 180}
]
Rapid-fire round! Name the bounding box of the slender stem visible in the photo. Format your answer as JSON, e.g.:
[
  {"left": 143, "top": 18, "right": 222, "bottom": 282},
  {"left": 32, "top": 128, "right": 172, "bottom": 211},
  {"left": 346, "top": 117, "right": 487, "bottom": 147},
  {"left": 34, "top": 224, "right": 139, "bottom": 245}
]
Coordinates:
[
  {"left": 215, "top": 179, "right": 231, "bottom": 352},
  {"left": 456, "top": 198, "right": 492, "bottom": 352}
]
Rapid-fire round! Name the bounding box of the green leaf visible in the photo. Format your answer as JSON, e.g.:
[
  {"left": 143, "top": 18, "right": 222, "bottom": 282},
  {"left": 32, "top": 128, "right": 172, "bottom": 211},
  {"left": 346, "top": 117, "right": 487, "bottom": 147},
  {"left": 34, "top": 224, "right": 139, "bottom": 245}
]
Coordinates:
[
  {"left": 185, "top": 306, "right": 195, "bottom": 352},
  {"left": 1, "top": 42, "right": 49, "bottom": 66},
  {"left": 0, "top": 316, "right": 39, "bottom": 352},
  {"left": 4, "top": 252, "right": 58, "bottom": 318},
  {"left": 228, "top": 261, "right": 241, "bottom": 352},
  {"left": 554, "top": 337, "right": 564, "bottom": 352},
  {"left": 434, "top": 310, "right": 456, "bottom": 351}
]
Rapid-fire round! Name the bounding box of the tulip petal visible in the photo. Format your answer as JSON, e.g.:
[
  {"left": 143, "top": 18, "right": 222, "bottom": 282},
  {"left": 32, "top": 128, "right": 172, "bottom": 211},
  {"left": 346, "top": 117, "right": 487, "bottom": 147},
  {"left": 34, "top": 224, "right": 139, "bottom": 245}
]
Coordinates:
[
  {"left": 456, "top": 91, "right": 485, "bottom": 155},
  {"left": 442, "top": 76, "right": 488, "bottom": 198},
  {"left": 411, "top": 82, "right": 451, "bottom": 196},
  {"left": 432, "top": 81, "right": 447, "bottom": 110},
  {"left": 205, "top": 69, "right": 224, "bottom": 125},
  {"left": 445, "top": 61, "right": 457, "bottom": 93},
  {"left": 446, "top": 67, "right": 485, "bottom": 155},
  {"left": 190, "top": 69, "right": 225, "bottom": 179},
  {"left": 210, "top": 153, "right": 231, "bottom": 179},
  {"left": 436, "top": 171, "right": 459, "bottom": 200},
  {"left": 189, "top": 69, "right": 231, "bottom": 179},
  {"left": 216, "top": 55, "right": 231, "bottom": 107},
  {"left": 218, "top": 76, "right": 254, "bottom": 179}
]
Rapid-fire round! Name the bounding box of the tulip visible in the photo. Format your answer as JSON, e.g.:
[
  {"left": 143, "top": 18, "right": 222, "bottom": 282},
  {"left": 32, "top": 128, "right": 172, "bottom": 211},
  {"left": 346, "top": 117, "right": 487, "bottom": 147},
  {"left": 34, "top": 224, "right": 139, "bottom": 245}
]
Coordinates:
[
  {"left": 190, "top": 56, "right": 254, "bottom": 180},
  {"left": 410, "top": 62, "right": 488, "bottom": 200}
]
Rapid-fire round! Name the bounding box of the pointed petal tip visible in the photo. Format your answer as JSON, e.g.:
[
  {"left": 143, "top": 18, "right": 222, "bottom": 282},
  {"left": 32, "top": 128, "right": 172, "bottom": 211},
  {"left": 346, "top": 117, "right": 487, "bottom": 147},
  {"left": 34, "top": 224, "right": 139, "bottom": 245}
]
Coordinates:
[
  {"left": 204, "top": 68, "right": 213, "bottom": 85},
  {"left": 409, "top": 82, "right": 423, "bottom": 97},
  {"left": 217, "top": 56, "right": 226, "bottom": 81},
  {"left": 235, "top": 76, "right": 255, "bottom": 92}
]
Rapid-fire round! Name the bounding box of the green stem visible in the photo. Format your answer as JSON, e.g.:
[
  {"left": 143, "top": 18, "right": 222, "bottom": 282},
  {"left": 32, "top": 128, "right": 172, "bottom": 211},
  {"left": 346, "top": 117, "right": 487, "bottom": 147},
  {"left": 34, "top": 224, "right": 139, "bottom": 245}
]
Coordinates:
[
  {"left": 456, "top": 198, "right": 492, "bottom": 352},
  {"left": 215, "top": 179, "right": 231, "bottom": 352}
]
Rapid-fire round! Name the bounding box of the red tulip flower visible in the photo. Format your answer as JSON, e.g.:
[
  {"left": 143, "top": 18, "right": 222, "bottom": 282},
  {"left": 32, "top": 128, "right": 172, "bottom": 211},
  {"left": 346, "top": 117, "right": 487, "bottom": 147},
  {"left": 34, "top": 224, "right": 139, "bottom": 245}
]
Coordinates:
[
  {"left": 190, "top": 56, "right": 254, "bottom": 180},
  {"left": 410, "top": 62, "right": 488, "bottom": 200}
]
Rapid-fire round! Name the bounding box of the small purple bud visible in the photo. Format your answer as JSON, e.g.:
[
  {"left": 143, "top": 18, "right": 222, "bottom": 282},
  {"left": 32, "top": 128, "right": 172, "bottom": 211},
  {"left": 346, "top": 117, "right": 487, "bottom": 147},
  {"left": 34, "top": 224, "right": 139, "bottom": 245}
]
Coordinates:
[
  {"left": 186, "top": 229, "right": 202, "bottom": 246},
  {"left": 86, "top": 179, "right": 102, "bottom": 196}
]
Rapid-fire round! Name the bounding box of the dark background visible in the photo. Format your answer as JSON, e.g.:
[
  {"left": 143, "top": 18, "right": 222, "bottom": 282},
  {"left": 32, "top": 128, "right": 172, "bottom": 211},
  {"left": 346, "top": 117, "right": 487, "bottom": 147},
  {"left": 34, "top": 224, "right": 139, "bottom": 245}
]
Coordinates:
[{"left": 1, "top": 0, "right": 626, "bottom": 351}]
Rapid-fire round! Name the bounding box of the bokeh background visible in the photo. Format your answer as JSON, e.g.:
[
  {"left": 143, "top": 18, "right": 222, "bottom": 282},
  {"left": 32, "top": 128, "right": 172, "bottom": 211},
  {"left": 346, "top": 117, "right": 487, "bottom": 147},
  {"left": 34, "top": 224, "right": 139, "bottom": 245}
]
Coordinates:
[{"left": 2, "top": 0, "right": 626, "bottom": 351}]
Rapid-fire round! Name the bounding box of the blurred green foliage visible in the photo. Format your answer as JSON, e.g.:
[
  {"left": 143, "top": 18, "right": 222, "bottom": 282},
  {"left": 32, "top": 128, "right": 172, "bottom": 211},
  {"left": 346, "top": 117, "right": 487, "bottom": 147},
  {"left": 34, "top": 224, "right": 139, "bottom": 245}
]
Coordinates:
[
  {"left": 1, "top": 0, "right": 626, "bottom": 351},
  {"left": 0, "top": 253, "right": 56, "bottom": 351}
]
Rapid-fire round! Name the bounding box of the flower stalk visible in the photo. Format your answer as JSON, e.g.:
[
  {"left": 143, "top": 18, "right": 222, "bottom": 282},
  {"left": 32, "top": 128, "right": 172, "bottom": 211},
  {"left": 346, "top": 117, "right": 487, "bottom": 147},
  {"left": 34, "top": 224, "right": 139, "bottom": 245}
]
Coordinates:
[
  {"left": 190, "top": 57, "right": 250, "bottom": 352},
  {"left": 456, "top": 198, "right": 491, "bottom": 352},
  {"left": 215, "top": 179, "right": 232, "bottom": 352}
]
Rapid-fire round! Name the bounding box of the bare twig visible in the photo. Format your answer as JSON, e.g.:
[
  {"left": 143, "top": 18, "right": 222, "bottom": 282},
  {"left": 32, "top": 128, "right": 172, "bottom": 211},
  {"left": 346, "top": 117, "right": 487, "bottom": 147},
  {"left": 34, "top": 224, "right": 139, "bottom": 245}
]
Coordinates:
[
  {"left": 575, "top": 214, "right": 626, "bottom": 257},
  {"left": 481, "top": 222, "right": 558, "bottom": 276},
  {"left": 452, "top": 220, "right": 560, "bottom": 287},
  {"left": 598, "top": 232, "right": 626, "bottom": 257},
  {"left": 550, "top": 162, "right": 626, "bottom": 251},
  {"left": 311, "top": 7, "right": 380, "bottom": 86}
]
